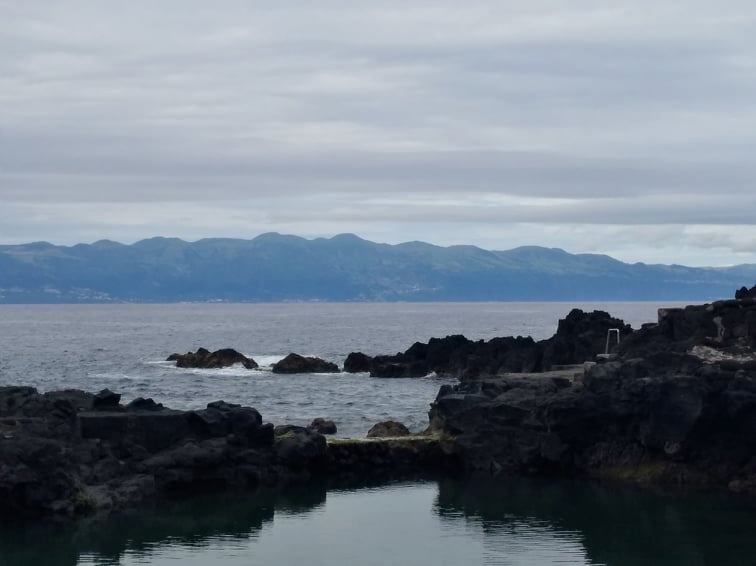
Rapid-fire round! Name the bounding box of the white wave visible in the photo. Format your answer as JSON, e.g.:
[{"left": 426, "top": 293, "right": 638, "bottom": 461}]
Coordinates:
[
  {"left": 177, "top": 364, "right": 259, "bottom": 377},
  {"left": 249, "top": 354, "right": 286, "bottom": 368}
]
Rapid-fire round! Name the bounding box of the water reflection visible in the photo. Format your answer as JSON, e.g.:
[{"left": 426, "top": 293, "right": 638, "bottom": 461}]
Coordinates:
[
  {"left": 1, "top": 479, "right": 755, "bottom": 566},
  {"left": 435, "top": 478, "right": 756, "bottom": 566},
  {"left": 0, "top": 484, "right": 327, "bottom": 566}
]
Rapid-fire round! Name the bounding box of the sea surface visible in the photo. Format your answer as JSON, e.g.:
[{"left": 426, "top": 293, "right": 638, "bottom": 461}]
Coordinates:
[
  {"left": 0, "top": 302, "right": 683, "bottom": 437},
  {"left": 2, "top": 301, "right": 756, "bottom": 566}
]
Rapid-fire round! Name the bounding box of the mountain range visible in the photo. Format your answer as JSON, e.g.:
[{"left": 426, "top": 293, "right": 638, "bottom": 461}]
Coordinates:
[{"left": 0, "top": 233, "right": 754, "bottom": 303}]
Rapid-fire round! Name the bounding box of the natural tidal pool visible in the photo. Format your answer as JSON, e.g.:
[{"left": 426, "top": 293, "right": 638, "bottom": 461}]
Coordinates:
[{"left": 2, "top": 478, "right": 755, "bottom": 566}]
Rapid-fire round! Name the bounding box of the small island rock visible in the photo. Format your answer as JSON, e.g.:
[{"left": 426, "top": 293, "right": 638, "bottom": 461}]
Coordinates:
[
  {"left": 271, "top": 353, "right": 339, "bottom": 374},
  {"left": 167, "top": 348, "right": 258, "bottom": 370}
]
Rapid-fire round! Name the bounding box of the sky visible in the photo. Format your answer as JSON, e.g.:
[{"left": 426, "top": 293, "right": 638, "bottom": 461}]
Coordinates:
[{"left": 2, "top": 1, "right": 756, "bottom": 266}]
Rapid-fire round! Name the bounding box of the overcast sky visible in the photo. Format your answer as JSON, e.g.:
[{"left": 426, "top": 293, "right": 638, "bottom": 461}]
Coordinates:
[{"left": 2, "top": 1, "right": 756, "bottom": 265}]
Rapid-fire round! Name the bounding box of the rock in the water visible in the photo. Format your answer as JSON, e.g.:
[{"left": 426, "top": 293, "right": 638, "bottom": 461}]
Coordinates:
[
  {"left": 308, "top": 418, "right": 337, "bottom": 435},
  {"left": 167, "top": 348, "right": 258, "bottom": 370},
  {"left": 370, "top": 360, "right": 430, "bottom": 378},
  {"left": 367, "top": 420, "right": 411, "bottom": 438},
  {"left": 343, "top": 352, "right": 373, "bottom": 373},
  {"left": 271, "top": 353, "right": 339, "bottom": 374}
]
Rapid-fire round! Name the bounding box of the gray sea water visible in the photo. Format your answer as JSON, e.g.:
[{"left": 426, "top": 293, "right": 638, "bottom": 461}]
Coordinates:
[
  {"left": 0, "top": 302, "right": 682, "bottom": 437},
  {"left": 3, "top": 301, "right": 756, "bottom": 566}
]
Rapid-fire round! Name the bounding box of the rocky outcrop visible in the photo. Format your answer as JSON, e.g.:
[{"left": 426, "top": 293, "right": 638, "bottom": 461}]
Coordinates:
[
  {"left": 346, "top": 309, "right": 631, "bottom": 379},
  {"left": 618, "top": 298, "right": 756, "bottom": 357},
  {"left": 0, "top": 387, "right": 325, "bottom": 520},
  {"left": 271, "top": 353, "right": 339, "bottom": 374},
  {"left": 343, "top": 352, "right": 373, "bottom": 372},
  {"left": 167, "top": 348, "right": 258, "bottom": 369},
  {"left": 736, "top": 284, "right": 756, "bottom": 300},
  {"left": 308, "top": 418, "right": 337, "bottom": 435},
  {"left": 429, "top": 295, "right": 756, "bottom": 494},
  {"left": 367, "top": 420, "right": 411, "bottom": 438}
]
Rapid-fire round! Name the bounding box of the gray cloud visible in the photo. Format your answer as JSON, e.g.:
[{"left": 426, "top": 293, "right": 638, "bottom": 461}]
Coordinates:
[{"left": 1, "top": 1, "right": 756, "bottom": 265}]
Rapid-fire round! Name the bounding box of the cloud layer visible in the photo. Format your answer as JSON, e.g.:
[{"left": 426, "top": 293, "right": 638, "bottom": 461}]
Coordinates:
[{"left": 2, "top": 1, "right": 756, "bottom": 265}]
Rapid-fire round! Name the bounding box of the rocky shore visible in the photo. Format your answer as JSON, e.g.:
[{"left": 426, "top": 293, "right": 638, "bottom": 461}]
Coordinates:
[
  {"left": 4, "top": 288, "right": 756, "bottom": 520},
  {"left": 0, "top": 387, "right": 454, "bottom": 521},
  {"left": 344, "top": 309, "right": 632, "bottom": 378},
  {"left": 429, "top": 294, "right": 756, "bottom": 493}
]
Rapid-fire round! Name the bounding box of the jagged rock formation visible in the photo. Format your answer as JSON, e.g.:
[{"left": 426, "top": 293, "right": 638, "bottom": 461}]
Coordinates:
[
  {"left": 271, "top": 354, "right": 339, "bottom": 374},
  {"left": 167, "top": 348, "right": 258, "bottom": 369},
  {"left": 345, "top": 309, "right": 632, "bottom": 379},
  {"left": 429, "top": 294, "right": 756, "bottom": 493},
  {"left": 736, "top": 284, "right": 756, "bottom": 300},
  {"left": 0, "top": 388, "right": 325, "bottom": 519}
]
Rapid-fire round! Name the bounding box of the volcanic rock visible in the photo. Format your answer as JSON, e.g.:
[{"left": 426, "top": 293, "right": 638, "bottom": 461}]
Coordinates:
[
  {"left": 167, "top": 348, "right": 258, "bottom": 370},
  {"left": 273, "top": 425, "right": 328, "bottom": 468},
  {"left": 93, "top": 389, "right": 121, "bottom": 409},
  {"left": 736, "top": 284, "right": 756, "bottom": 300},
  {"left": 308, "top": 418, "right": 337, "bottom": 435},
  {"left": 271, "top": 353, "right": 339, "bottom": 374},
  {"left": 0, "top": 387, "right": 326, "bottom": 520},
  {"left": 343, "top": 352, "right": 373, "bottom": 372},
  {"left": 367, "top": 310, "right": 631, "bottom": 379},
  {"left": 367, "top": 420, "right": 411, "bottom": 438},
  {"left": 429, "top": 297, "right": 756, "bottom": 493}
]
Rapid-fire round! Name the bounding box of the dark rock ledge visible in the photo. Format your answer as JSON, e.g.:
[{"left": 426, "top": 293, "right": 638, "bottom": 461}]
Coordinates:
[
  {"left": 0, "top": 388, "right": 325, "bottom": 520},
  {"left": 429, "top": 293, "right": 756, "bottom": 494},
  {"left": 0, "top": 387, "right": 453, "bottom": 521},
  {"left": 345, "top": 309, "right": 633, "bottom": 379}
]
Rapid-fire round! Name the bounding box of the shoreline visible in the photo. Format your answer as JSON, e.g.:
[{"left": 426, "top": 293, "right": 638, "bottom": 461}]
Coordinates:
[{"left": 2, "top": 293, "right": 756, "bottom": 521}]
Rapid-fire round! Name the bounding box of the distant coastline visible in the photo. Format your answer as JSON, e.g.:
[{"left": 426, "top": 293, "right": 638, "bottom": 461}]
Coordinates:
[
  {"left": 0, "top": 298, "right": 717, "bottom": 305},
  {"left": 1, "top": 233, "right": 754, "bottom": 303}
]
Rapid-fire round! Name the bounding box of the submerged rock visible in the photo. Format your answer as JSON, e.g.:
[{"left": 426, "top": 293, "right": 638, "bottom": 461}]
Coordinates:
[
  {"left": 308, "top": 418, "right": 337, "bottom": 435},
  {"left": 367, "top": 420, "right": 411, "bottom": 438},
  {"left": 271, "top": 353, "right": 339, "bottom": 374},
  {"left": 167, "top": 348, "right": 258, "bottom": 370}
]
